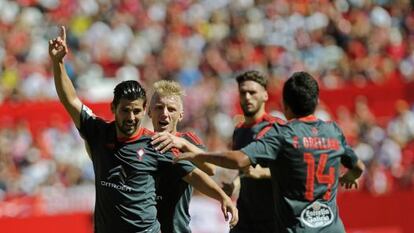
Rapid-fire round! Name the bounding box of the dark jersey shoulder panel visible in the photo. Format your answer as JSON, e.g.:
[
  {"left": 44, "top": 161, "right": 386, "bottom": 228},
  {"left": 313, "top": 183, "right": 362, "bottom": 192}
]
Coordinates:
[
  {"left": 232, "top": 113, "right": 284, "bottom": 150},
  {"left": 78, "top": 105, "right": 195, "bottom": 233},
  {"left": 156, "top": 131, "right": 206, "bottom": 233},
  {"left": 241, "top": 116, "right": 358, "bottom": 233}
]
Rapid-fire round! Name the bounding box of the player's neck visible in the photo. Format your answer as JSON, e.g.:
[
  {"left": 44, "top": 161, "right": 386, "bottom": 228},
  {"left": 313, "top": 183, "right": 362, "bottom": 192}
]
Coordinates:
[
  {"left": 284, "top": 106, "right": 295, "bottom": 120},
  {"left": 116, "top": 127, "right": 143, "bottom": 142},
  {"left": 155, "top": 128, "right": 177, "bottom": 134},
  {"left": 244, "top": 109, "right": 266, "bottom": 125}
]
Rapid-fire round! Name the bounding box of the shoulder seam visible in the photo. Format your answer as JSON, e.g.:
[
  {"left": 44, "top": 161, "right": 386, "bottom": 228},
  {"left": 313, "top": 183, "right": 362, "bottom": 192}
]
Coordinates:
[
  {"left": 142, "top": 128, "right": 155, "bottom": 137},
  {"left": 265, "top": 114, "right": 285, "bottom": 125},
  {"left": 256, "top": 124, "right": 273, "bottom": 139},
  {"left": 184, "top": 132, "right": 203, "bottom": 145}
]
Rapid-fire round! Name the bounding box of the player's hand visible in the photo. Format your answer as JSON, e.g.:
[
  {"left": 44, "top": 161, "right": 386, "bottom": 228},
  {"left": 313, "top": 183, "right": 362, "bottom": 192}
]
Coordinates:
[
  {"left": 49, "top": 26, "right": 68, "bottom": 63},
  {"left": 242, "top": 166, "right": 261, "bottom": 179},
  {"left": 221, "top": 197, "right": 239, "bottom": 229},
  {"left": 242, "top": 165, "right": 271, "bottom": 179},
  {"left": 339, "top": 172, "right": 359, "bottom": 189},
  {"left": 151, "top": 132, "right": 187, "bottom": 153}
]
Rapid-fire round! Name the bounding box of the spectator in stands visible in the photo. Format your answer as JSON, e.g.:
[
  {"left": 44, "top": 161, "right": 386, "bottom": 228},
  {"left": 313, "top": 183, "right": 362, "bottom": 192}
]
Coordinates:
[{"left": 387, "top": 99, "right": 414, "bottom": 146}]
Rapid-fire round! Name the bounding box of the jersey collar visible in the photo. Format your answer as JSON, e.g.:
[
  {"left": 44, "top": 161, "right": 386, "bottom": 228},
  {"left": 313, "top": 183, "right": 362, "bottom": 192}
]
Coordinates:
[
  {"left": 239, "top": 112, "right": 269, "bottom": 128},
  {"left": 117, "top": 127, "right": 145, "bottom": 143},
  {"left": 291, "top": 115, "right": 318, "bottom": 122}
]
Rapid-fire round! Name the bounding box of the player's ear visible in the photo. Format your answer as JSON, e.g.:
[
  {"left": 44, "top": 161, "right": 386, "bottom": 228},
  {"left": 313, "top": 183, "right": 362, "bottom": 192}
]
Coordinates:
[
  {"left": 178, "top": 100, "right": 184, "bottom": 122},
  {"left": 264, "top": 91, "right": 269, "bottom": 101},
  {"left": 178, "top": 110, "right": 184, "bottom": 122}
]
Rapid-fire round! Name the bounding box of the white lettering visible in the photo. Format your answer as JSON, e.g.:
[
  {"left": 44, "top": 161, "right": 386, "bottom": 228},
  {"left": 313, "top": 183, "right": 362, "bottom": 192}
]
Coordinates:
[
  {"left": 100, "top": 181, "right": 132, "bottom": 192},
  {"left": 300, "top": 201, "right": 334, "bottom": 228}
]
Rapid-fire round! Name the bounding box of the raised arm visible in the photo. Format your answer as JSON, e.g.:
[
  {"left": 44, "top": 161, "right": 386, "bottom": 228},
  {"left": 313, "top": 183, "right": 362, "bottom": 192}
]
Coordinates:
[
  {"left": 49, "top": 26, "right": 82, "bottom": 128},
  {"left": 182, "top": 168, "right": 238, "bottom": 228},
  {"left": 152, "top": 132, "right": 216, "bottom": 175}
]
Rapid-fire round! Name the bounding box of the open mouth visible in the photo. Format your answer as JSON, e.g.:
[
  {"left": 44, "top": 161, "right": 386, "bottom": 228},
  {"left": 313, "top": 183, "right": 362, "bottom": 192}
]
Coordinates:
[
  {"left": 159, "top": 121, "right": 169, "bottom": 127},
  {"left": 124, "top": 122, "right": 136, "bottom": 129}
]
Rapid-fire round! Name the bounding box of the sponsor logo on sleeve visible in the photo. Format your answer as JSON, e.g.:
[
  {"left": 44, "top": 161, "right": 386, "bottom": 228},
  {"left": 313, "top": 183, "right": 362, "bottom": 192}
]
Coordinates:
[{"left": 300, "top": 201, "right": 334, "bottom": 228}]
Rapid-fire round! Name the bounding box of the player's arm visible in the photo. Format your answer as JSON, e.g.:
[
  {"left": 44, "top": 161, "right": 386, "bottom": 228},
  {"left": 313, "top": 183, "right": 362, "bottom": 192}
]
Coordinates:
[
  {"left": 222, "top": 176, "right": 240, "bottom": 197},
  {"left": 152, "top": 132, "right": 216, "bottom": 175},
  {"left": 339, "top": 139, "right": 366, "bottom": 189},
  {"left": 175, "top": 150, "right": 251, "bottom": 169},
  {"left": 182, "top": 168, "right": 238, "bottom": 228},
  {"left": 180, "top": 141, "right": 216, "bottom": 176},
  {"left": 49, "top": 26, "right": 82, "bottom": 128},
  {"left": 242, "top": 164, "right": 271, "bottom": 179},
  {"left": 176, "top": 126, "right": 280, "bottom": 169},
  {"left": 340, "top": 153, "right": 365, "bottom": 189}
]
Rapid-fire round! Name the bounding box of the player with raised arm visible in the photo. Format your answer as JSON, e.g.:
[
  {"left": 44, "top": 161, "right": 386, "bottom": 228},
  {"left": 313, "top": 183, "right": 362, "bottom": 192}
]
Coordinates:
[
  {"left": 225, "top": 71, "right": 284, "bottom": 233},
  {"left": 49, "top": 26, "right": 237, "bottom": 233},
  {"left": 176, "top": 71, "right": 365, "bottom": 232}
]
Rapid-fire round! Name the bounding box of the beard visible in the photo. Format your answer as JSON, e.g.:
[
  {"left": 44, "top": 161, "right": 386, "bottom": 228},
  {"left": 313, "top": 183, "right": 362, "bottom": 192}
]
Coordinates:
[
  {"left": 241, "top": 104, "right": 260, "bottom": 117},
  {"left": 116, "top": 120, "right": 139, "bottom": 137}
]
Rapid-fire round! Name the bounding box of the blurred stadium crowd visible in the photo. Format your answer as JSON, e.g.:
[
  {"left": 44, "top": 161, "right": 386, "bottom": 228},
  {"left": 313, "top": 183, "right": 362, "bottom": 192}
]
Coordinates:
[{"left": 1, "top": 0, "right": 414, "bottom": 214}]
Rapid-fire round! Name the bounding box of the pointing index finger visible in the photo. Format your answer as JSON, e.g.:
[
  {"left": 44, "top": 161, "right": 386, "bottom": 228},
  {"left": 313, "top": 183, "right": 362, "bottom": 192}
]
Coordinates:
[{"left": 60, "top": 26, "right": 66, "bottom": 42}]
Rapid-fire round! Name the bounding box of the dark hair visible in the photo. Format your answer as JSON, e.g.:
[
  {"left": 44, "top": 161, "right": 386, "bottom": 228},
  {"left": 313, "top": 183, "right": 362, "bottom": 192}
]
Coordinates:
[
  {"left": 112, "top": 80, "right": 147, "bottom": 107},
  {"left": 283, "top": 71, "right": 319, "bottom": 117},
  {"left": 236, "top": 70, "right": 267, "bottom": 89}
]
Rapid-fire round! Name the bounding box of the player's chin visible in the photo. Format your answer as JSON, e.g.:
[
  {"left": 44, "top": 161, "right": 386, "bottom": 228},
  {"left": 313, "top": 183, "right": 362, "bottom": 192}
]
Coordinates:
[
  {"left": 242, "top": 106, "right": 257, "bottom": 115},
  {"left": 122, "top": 126, "right": 138, "bottom": 136},
  {"left": 244, "top": 109, "right": 257, "bottom": 117}
]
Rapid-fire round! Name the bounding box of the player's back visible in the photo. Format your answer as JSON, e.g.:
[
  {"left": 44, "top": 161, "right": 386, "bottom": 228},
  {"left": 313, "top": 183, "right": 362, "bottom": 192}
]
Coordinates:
[{"left": 269, "top": 116, "right": 349, "bottom": 232}]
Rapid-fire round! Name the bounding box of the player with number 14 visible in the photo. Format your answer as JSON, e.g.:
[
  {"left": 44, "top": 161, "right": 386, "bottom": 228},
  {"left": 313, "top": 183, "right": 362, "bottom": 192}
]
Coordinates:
[{"left": 176, "top": 71, "right": 365, "bottom": 232}]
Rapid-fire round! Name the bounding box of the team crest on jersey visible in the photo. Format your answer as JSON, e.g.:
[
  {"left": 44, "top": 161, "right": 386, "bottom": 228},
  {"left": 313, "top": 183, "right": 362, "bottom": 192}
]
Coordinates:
[
  {"left": 137, "top": 148, "right": 145, "bottom": 161},
  {"left": 300, "top": 201, "right": 334, "bottom": 228}
]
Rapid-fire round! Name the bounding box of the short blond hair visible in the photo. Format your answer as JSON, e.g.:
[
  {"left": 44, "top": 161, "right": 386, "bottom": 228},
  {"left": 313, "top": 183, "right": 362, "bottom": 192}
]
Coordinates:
[{"left": 153, "top": 80, "right": 185, "bottom": 98}]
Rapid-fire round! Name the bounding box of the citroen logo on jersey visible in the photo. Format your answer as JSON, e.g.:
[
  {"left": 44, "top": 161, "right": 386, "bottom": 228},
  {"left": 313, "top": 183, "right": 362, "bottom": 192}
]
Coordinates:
[
  {"left": 101, "top": 165, "right": 132, "bottom": 192},
  {"left": 107, "top": 165, "right": 127, "bottom": 184},
  {"left": 137, "top": 148, "right": 145, "bottom": 161}
]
